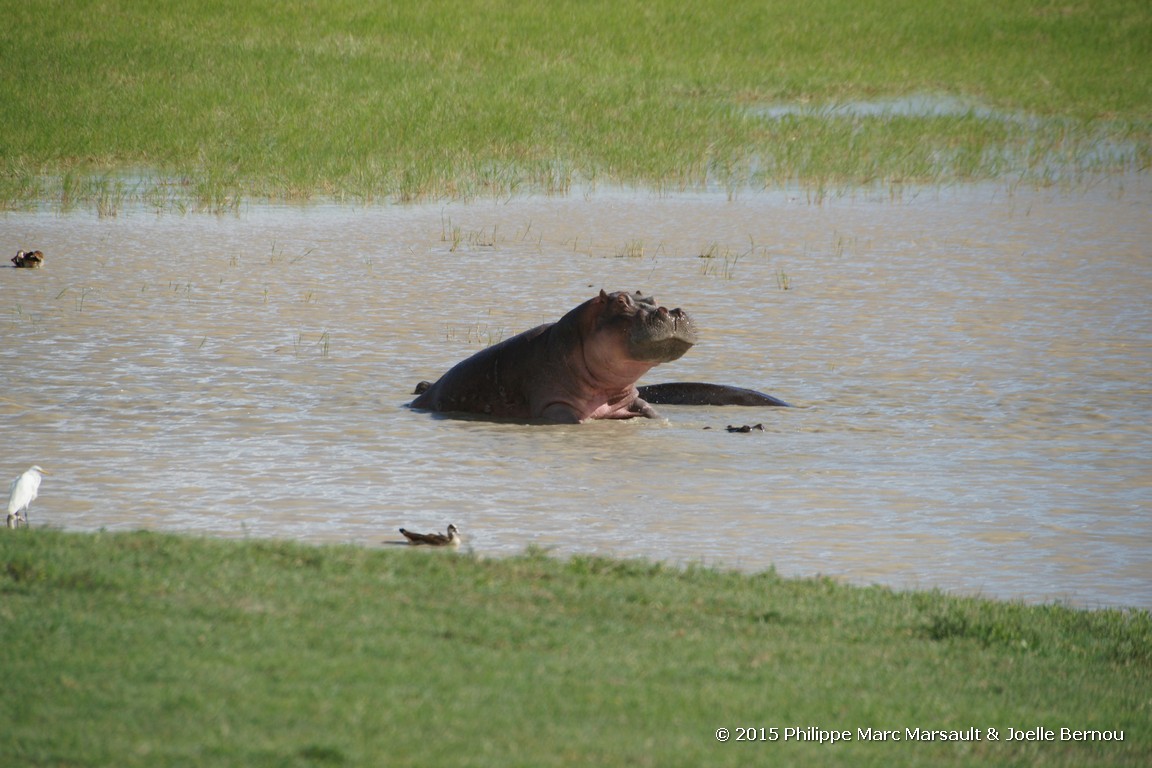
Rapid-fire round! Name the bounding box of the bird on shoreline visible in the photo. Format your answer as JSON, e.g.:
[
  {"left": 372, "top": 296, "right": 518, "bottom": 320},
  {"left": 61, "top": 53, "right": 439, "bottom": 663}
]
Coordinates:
[
  {"left": 399, "top": 524, "right": 460, "bottom": 547},
  {"left": 7, "top": 465, "right": 48, "bottom": 529}
]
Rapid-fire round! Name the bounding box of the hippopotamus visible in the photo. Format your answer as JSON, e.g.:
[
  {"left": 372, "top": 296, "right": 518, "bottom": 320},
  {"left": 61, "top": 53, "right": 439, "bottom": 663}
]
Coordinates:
[
  {"left": 410, "top": 289, "right": 791, "bottom": 423},
  {"left": 411, "top": 290, "right": 697, "bottom": 422}
]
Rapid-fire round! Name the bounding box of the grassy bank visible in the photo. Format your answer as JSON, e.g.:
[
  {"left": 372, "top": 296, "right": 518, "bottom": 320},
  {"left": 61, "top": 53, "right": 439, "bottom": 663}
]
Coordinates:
[
  {"left": 1, "top": 530, "right": 1148, "bottom": 766},
  {"left": 1, "top": 0, "right": 1149, "bottom": 208}
]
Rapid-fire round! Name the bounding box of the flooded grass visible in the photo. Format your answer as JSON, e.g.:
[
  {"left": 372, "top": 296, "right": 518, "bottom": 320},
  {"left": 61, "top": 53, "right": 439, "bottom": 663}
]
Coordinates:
[
  {"left": 698, "top": 243, "right": 743, "bottom": 279},
  {"left": 1, "top": 0, "right": 1149, "bottom": 209}
]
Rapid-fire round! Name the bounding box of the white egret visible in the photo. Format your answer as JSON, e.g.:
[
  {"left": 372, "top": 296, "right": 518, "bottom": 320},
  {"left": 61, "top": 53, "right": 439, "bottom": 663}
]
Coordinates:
[{"left": 6, "top": 465, "right": 48, "bottom": 529}]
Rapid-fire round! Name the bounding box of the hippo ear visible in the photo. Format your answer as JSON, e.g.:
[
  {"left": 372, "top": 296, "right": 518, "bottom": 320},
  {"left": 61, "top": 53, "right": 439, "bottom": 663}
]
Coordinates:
[{"left": 599, "top": 289, "right": 609, "bottom": 301}]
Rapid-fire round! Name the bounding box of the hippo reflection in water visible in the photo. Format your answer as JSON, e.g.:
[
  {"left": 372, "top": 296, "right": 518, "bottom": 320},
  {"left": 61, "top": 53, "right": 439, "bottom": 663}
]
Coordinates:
[{"left": 411, "top": 289, "right": 788, "bottom": 423}]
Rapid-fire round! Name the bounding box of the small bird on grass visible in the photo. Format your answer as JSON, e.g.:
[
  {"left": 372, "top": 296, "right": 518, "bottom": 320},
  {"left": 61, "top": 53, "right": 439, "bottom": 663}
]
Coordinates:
[
  {"left": 399, "top": 523, "right": 461, "bottom": 547},
  {"left": 7, "top": 465, "right": 48, "bottom": 529}
]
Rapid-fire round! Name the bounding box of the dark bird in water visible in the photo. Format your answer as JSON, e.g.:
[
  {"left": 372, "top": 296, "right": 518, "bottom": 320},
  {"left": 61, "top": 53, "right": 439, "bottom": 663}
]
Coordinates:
[
  {"left": 399, "top": 523, "right": 461, "bottom": 547},
  {"left": 12, "top": 250, "right": 45, "bottom": 268}
]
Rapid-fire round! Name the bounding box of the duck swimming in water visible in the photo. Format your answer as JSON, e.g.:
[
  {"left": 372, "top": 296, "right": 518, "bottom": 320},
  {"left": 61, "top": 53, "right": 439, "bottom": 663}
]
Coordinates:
[
  {"left": 399, "top": 523, "right": 461, "bottom": 547},
  {"left": 12, "top": 250, "right": 44, "bottom": 268}
]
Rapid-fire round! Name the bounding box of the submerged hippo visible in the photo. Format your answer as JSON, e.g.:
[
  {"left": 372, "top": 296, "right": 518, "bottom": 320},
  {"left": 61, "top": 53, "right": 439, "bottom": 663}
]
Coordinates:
[
  {"left": 411, "top": 290, "right": 697, "bottom": 422},
  {"left": 636, "top": 382, "right": 790, "bottom": 407}
]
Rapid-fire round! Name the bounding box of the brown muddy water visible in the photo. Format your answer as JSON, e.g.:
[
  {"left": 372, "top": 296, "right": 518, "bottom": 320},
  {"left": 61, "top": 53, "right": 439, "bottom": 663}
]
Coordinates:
[{"left": 3, "top": 178, "right": 1150, "bottom": 607}]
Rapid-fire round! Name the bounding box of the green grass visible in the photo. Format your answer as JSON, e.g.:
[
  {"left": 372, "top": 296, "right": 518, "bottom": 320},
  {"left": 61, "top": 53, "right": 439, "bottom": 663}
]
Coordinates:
[
  {"left": 1, "top": 530, "right": 1148, "bottom": 766},
  {"left": 1, "top": 0, "right": 1149, "bottom": 207}
]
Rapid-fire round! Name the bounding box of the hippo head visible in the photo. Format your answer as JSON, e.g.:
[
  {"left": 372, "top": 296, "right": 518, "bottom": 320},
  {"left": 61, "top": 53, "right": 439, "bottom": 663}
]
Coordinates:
[{"left": 589, "top": 289, "right": 697, "bottom": 363}]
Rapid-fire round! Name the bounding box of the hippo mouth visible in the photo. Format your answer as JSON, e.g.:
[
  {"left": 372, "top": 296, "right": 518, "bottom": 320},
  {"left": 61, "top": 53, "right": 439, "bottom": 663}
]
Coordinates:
[{"left": 629, "top": 302, "right": 697, "bottom": 362}]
